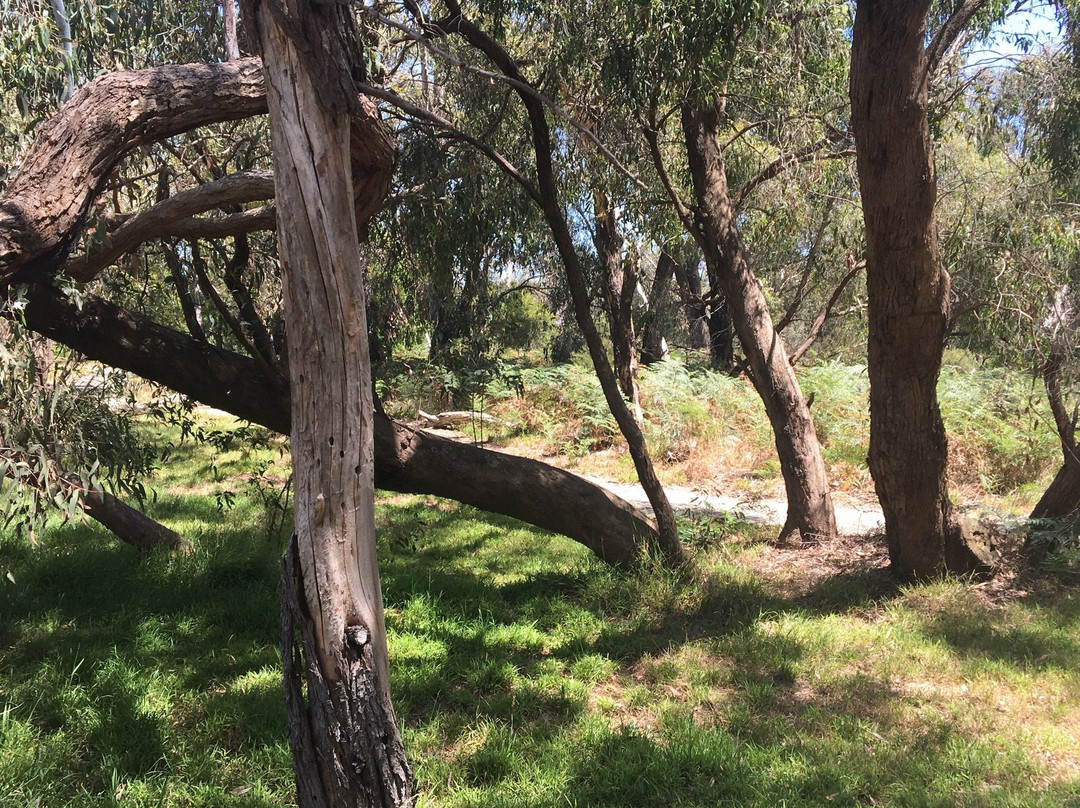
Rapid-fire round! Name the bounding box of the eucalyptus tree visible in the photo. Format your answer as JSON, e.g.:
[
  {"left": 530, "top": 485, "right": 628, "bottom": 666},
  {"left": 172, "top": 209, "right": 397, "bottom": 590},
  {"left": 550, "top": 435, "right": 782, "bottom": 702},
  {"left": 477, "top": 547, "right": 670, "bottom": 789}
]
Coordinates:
[
  {"left": 849, "top": 0, "right": 1013, "bottom": 578},
  {"left": 574, "top": 0, "right": 849, "bottom": 542},
  {"left": 936, "top": 18, "right": 1080, "bottom": 525},
  {"left": 364, "top": 0, "right": 687, "bottom": 563},
  {"left": 0, "top": 1, "right": 661, "bottom": 566}
]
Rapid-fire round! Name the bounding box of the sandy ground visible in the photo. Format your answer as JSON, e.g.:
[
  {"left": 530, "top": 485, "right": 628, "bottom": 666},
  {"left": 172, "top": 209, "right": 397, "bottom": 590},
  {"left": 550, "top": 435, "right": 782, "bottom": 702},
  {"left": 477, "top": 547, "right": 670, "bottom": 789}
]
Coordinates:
[{"left": 589, "top": 477, "right": 886, "bottom": 536}]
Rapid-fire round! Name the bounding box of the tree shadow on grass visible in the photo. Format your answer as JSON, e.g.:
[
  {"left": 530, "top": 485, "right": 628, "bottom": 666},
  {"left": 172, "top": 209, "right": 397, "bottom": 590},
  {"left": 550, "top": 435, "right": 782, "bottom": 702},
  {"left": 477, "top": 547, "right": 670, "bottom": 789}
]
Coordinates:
[
  {"left": 913, "top": 590, "right": 1080, "bottom": 672},
  {"left": 7, "top": 491, "right": 1080, "bottom": 806}
]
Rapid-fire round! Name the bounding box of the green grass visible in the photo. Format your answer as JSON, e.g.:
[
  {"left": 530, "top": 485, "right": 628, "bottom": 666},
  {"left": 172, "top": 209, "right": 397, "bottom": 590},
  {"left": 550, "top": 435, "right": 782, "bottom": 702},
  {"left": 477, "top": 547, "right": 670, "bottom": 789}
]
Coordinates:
[{"left": 2, "top": 404, "right": 1079, "bottom": 806}]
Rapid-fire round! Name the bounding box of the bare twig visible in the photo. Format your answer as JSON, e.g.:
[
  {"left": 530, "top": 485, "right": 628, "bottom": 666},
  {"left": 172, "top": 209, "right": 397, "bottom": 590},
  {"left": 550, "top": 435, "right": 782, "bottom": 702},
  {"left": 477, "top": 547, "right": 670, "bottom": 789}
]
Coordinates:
[
  {"left": 355, "top": 80, "right": 541, "bottom": 203},
  {"left": 789, "top": 256, "right": 865, "bottom": 365}
]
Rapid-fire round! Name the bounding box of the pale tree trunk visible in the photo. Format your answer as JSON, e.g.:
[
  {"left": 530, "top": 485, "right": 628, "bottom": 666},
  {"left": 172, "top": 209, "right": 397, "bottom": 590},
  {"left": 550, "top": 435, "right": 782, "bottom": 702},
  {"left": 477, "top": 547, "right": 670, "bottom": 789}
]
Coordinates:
[
  {"left": 682, "top": 99, "right": 836, "bottom": 544},
  {"left": 223, "top": 0, "right": 240, "bottom": 61},
  {"left": 593, "top": 192, "right": 642, "bottom": 419},
  {"left": 242, "top": 0, "right": 414, "bottom": 804},
  {"left": 851, "top": 0, "right": 992, "bottom": 579}
]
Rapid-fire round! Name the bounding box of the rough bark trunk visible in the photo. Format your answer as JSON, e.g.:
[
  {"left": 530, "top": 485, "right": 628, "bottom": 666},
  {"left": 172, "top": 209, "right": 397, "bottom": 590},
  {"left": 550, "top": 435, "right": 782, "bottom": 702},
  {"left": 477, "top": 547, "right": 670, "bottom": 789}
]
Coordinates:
[
  {"left": 641, "top": 252, "right": 675, "bottom": 364},
  {"left": 593, "top": 193, "right": 641, "bottom": 416},
  {"left": 682, "top": 100, "right": 836, "bottom": 544},
  {"left": 20, "top": 284, "right": 656, "bottom": 565},
  {"left": 244, "top": 0, "right": 414, "bottom": 803},
  {"left": 0, "top": 59, "right": 267, "bottom": 285},
  {"left": 850, "top": 0, "right": 992, "bottom": 579}
]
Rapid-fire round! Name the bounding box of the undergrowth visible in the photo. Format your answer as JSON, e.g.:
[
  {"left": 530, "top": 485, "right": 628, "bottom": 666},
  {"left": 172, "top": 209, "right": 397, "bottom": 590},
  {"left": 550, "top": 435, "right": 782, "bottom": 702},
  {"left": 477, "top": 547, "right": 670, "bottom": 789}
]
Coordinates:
[{"left": 384, "top": 354, "right": 1058, "bottom": 504}]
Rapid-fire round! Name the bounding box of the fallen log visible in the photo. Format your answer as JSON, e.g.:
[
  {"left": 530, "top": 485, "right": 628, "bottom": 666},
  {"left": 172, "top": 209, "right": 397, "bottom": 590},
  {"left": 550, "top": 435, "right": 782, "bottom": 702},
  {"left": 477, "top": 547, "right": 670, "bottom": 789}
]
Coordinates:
[{"left": 417, "top": 410, "right": 510, "bottom": 430}]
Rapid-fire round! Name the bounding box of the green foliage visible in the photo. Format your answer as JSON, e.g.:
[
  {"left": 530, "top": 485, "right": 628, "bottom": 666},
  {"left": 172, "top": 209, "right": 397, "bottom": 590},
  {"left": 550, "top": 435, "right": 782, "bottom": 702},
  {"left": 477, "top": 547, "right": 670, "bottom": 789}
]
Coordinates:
[
  {"left": 0, "top": 311, "right": 156, "bottom": 542},
  {"left": 599, "top": 0, "right": 765, "bottom": 102},
  {"left": 939, "top": 360, "right": 1059, "bottom": 495}
]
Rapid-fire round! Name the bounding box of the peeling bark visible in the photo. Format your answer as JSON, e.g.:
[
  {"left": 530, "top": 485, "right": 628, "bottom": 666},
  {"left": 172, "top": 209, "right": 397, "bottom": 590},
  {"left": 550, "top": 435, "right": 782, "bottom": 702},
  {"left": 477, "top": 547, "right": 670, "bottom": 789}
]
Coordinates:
[
  {"left": 0, "top": 59, "right": 267, "bottom": 284},
  {"left": 244, "top": 0, "right": 415, "bottom": 800}
]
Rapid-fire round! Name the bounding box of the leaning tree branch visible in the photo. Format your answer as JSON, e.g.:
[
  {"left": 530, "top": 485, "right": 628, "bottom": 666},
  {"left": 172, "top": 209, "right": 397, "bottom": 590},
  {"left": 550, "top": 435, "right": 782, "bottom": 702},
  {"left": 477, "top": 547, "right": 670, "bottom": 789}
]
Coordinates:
[
  {"left": 0, "top": 58, "right": 267, "bottom": 285},
  {"left": 365, "top": 6, "right": 649, "bottom": 192},
  {"left": 788, "top": 257, "right": 865, "bottom": 366},
  {"left": 19, "top": 283, "right": 656, "bottom": 565},
  {"left": 163, "top": 206, "right": 277, "bottom": 239},
  {"left": 62, "top": 170, "right": 276, "bottom": 282},
  {"left": 926, "top": 0, "right": 991, "bottom": 78},
  {"left": 438, "top": 0, "right": 684, "bottom": 564},
  {"left": 733, "top": 139, "right": 855, "bottom": 211},
  {"left": 643, "top": 102, "right": 701, "bottom": 251},
  {"left": 355, "top": 80, "right": 542, "bottom": 203}
]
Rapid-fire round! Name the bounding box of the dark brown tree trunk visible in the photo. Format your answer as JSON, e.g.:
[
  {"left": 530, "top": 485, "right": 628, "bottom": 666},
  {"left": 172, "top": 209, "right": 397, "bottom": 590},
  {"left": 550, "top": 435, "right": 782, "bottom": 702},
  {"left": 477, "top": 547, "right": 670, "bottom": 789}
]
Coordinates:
[
  {"left": 1031, "top": 457, "right": 1080, "bottom": 521},
  {"left": 706, "top": 293, "right": 735, "bottom": 372},
  {"left": 243, "top": 0, "right": 415, "bottom": 803},
  {"left": 593, "top": 193, "right": 641, "bottom": 416},
  {"left": 641, "top": 251, "right": 675, "bottom": 364},
  {"left": 850, "top": 0, "right": 992, "bottom": 579},
  {"left": 1031, "top": 331, "right": 1080, "bottom": 521},
  {"left": 682, "top": 99, "right": 836, "bottom": 544},
  {"left": 221, "top": 234, "right": 279, "bottom": 367},
  {"left": 670, "top": 248, "right": 709, "bottom": 350}
]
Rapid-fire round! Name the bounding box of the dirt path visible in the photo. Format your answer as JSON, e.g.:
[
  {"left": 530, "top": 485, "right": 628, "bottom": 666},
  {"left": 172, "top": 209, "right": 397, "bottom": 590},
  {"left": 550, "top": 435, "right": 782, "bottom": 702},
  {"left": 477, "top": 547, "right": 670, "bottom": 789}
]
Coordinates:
[{"left": 589, "top": 478, "right": 885, "bottom": 537}]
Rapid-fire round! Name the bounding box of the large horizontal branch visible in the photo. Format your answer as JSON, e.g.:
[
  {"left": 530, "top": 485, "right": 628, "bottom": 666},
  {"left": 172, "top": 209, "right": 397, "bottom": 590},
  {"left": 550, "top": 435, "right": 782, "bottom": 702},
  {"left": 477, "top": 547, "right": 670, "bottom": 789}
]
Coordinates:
[
  {"left": 161, "top": 205, "right": 277, "bottom": 240},
  {"left": 63, "top": 170, "right": 276, "bottom": 281},
  {"left": 0, "top": 58, "right": 268, "bottom": 284},
  {"left": 21, "top": 283, "right": 654, "bottom": 566}
]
